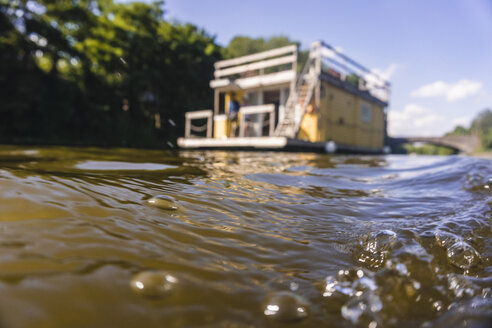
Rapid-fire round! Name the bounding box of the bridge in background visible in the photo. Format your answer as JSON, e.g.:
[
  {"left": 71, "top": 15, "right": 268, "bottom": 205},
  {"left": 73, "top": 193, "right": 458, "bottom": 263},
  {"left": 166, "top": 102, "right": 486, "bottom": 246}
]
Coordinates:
[{"left": 389, "top": 134, "right": 480, "bottom": 154}]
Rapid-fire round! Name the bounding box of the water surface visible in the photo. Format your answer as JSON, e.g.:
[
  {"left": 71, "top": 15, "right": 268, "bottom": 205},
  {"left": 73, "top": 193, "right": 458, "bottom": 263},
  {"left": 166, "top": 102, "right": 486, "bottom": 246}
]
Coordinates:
[{"left": 0, "top": 146, "right": 490, "bottom": 327}]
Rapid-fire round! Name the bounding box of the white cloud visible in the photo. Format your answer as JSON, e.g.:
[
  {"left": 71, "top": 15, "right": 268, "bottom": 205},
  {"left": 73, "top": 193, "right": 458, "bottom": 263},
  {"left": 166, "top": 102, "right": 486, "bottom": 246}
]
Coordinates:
[
  {"left": 388, "top": 104, "right": 468, "bottom": 136},
  {"left": 411, "top": 79, "right": 483, "bottom": 102},
  {"left": 365, "top": 63, "right": 398, "bottom": 102},
  {"left": 451, "top": 116, "right": 472, "bottom": 128},
  {"left": 446, "top": 80, "right": 483, "bottom": 101},
  {"left": 411, "top": 81, "right": 448, "bottom": 98},
  {"left": 371, "top": 63, "right": 399, "bottom": 81}
]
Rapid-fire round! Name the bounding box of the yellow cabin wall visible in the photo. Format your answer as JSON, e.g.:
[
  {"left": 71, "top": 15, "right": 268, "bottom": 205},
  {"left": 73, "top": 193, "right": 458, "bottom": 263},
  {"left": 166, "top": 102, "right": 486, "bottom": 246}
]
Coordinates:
[
  {"left": 318, "top": 81, "right": 385, "bottom": 149},
  {"left": 214, "top": 116, "right": 230, "bottom": 139},
  {"left": 298, "top": 112, "right": 319, "bottom": 142}
]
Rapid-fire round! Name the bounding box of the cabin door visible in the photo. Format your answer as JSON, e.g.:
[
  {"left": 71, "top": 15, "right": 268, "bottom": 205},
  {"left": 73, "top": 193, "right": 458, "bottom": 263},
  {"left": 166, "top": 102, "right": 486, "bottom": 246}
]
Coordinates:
[{"left": 263, "top": 90, "right": 280, "bottom": 133}]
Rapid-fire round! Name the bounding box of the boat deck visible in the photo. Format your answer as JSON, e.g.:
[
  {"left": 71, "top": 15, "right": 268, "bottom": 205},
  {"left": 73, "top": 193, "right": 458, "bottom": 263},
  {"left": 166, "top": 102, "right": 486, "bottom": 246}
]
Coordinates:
[{"left": 177, "top": 137, "right": 383, "bottom": 154}]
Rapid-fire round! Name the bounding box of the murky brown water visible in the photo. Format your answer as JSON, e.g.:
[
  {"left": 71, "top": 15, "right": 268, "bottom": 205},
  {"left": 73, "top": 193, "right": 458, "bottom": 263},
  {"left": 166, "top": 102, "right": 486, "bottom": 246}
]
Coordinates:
[{"left": 0, "top": 145, "right": 490, "bottom": 327}]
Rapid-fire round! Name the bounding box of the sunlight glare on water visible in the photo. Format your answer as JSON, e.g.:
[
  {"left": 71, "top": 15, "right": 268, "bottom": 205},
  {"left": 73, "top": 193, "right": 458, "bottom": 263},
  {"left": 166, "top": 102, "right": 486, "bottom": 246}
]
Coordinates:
[
  {"left": 0, "top": 146, "right": 490, "bottom": 327},
  {"left": 75, "top": 160, "right": 176, "bottom": 171}
]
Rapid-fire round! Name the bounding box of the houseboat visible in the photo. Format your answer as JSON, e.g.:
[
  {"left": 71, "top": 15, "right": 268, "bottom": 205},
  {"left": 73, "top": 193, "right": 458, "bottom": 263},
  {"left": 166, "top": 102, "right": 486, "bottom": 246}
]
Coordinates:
[{"left": 177, "top": 41, "right": 391, "bottom": 153}]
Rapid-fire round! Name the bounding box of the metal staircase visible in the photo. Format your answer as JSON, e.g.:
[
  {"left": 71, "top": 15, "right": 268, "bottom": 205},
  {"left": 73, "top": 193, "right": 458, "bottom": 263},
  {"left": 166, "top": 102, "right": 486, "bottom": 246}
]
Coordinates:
[{"left": 274, "top": 56, "right": 318, "bottom": 138}]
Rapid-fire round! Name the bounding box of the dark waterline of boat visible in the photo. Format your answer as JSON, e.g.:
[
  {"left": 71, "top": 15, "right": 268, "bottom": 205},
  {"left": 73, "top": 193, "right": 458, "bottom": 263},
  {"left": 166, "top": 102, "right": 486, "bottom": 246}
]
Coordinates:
[{"left": 0, "top": 145, "right": 490, "bottom": 327}]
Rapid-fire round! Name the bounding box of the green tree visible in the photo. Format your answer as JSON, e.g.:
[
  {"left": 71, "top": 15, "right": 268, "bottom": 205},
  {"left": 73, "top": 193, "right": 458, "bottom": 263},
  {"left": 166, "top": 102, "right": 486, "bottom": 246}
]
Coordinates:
[
  {"left": 0, "top": 0, "right": 222, "bottom": 147},
  {"left": 223, "top": 35, "right": 309, "bottom": 73},
  {"left": 224, "top": 35, "right": 299, "bottom": 58},
  {"left": 471, "top": 108, "right": 492, "bottom": 149},
  {"left": 471, "top": 108, "right": 492, "bottom": 132},
  {"left": 446, "top": 108, "right": 492, "bottom": 151},
  {"left": 446, "top": 125, "right": 470, "bottom": 136}
]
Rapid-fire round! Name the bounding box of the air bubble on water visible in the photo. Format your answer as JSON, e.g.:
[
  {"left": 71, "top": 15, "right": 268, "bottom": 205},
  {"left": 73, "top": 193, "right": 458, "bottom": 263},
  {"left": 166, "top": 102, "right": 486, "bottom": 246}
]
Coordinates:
[
  {"left": 323, "top": 275, "right": 342, "bottom": 297},
  {"left": 357, "top": 230, "right": 397, "bottom": 269},
  {"left": 435, "top": 231, "right": 459, "bottom": 248},
  {"left": 358, "top": 277, "right": 378, "bottom": 291},
  {"left": 395, "top": 262, "right": 408, "bottom": 275},
  {"left": 289, "top": 282, "right": 299, "bottom": 291},
  {"left": 263, "top": 291, "right": 310, "bottom": 322},
  {"left": 447, "top": 274, "right": 479, "bottom": 299},
  {"left": 432, "top": 300, "right": 443, "bottom": 312},
  {"left": 147, "top": 195, "right": 178, "bottom": 210},
  {"left": 341, "top": 293, "right": 382, "bottom": 325},
  {"left": 362, "top": 230, "right": 397, "bottom": 253},
  {"left": 338, "top": 268, "right": 372, "bottom": 282},
  {"left": 341, "top": 298, "right": 366, "bottom": 324},
  {"left": 424, "top": 297, "right": 492, "bottom": 327},
  {"left": 446, "top": 241, "right": 482, "bottom": 270},
  {"left": 130, "top": 270, "right": 178, "bottom": 298},
  {"left": 324, "top": 269, "right": 378, "bottom": 300}
]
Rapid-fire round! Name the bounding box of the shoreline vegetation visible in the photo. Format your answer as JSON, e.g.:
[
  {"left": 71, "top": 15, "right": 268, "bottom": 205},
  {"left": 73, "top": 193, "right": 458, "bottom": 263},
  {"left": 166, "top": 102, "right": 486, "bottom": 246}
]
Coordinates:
[
  {"left": 1, "top": 1, "right": 490, "bottom": 155},
  {"left": 398, "top": 108, "right": 492, "bottom": 156},
  {"left": 1, "top": 0, "right": 300, "bottom": 149},
  {"left": 446, "top": 109, "right": 492, "bottom": 153}
]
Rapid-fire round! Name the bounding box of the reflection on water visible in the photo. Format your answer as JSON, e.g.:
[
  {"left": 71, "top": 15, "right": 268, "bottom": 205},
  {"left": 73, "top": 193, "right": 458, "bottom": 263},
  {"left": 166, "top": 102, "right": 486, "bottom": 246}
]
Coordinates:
[
  {"left": 0, "top": 145, "right": 490, "bottom": 327},
  {"left": 76, "top": 161, "right": 176, "bottom": 171}
]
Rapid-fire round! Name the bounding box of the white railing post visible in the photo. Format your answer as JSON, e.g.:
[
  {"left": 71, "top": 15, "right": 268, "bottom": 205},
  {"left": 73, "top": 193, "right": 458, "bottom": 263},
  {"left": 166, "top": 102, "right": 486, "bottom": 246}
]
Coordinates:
[
  {"left": 185, "top": 116, "right": 191, "bottom": 138},
  {"left": 239, "top": 113, "right": 246, "bottom": 137},
  {"left": 269, "top": 111, "right": 275, "bottom": 136},
  {"left": 239, "top": 104, "right": 275, "bottom": 137},
  {"left": 184, "top": 110, "right": 213, "bottom": 138},
  {"left": 206, "top": 112, "right": 212, "bottom": 138}
]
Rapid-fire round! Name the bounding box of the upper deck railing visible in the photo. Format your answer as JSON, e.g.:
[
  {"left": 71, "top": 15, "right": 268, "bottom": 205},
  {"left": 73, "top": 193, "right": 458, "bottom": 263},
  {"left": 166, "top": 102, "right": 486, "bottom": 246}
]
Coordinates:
[
  {"left": 211, "top": 45, "right": 298, "bottom": 89},
  {"left": 313, "top": 41, "right": 391, "bottom": 104}
]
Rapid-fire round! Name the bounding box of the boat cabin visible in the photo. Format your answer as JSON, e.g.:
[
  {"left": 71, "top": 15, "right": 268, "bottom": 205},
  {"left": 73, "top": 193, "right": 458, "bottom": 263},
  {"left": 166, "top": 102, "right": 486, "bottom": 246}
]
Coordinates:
[{"left": 178, "top": 41, "right": 390, "bottom": 153}]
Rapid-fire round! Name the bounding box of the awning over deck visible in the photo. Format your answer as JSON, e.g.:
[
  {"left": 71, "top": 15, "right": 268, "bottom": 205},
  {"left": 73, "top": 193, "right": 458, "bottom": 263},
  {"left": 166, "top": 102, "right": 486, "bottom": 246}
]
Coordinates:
[
  {"left": 209, "top": 45, "right": 297, "bottom": 92},
  {"left": 210, "top": 70, "right": 296, "bottom": 90}
]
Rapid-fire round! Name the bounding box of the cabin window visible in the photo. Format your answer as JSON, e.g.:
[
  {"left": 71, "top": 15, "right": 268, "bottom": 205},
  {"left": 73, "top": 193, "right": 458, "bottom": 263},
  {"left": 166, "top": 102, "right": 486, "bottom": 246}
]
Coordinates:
[
  {"left": 263, "top": 90, "right": 280, "bottom": 106},
  {"left": 247, "top": 91, "right": 261, "bottom": 105},
  {"left": 361, "top": 104, "right": 371, "bottom": 123}
]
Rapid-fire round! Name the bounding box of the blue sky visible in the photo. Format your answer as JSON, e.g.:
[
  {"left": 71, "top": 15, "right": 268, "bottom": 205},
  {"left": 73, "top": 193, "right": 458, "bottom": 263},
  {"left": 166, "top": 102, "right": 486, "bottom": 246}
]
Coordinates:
[{"left": 155, "top": 0, "right": 491, "bottom": 136}]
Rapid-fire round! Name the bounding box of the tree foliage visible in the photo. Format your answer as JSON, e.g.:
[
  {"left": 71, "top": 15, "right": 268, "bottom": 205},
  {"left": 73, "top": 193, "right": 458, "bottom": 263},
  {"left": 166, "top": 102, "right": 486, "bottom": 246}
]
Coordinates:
[
  {"left": 471, "top": 108, "right": 492, "bottom": 150},
  {"left": 446, "top": 108, "right": 492, "bottom": 150},
  {"left": 223, "top": 35, "right": 297, "bottom": 58},
  {"left": 0, "top": 1, "right": 308, "bottom": 148},
  {"left": 0, "top": 0, "right": 221, "bottom": 147},
  {"left": 223, "top": 35, "right": 309, "bottom": 73}
]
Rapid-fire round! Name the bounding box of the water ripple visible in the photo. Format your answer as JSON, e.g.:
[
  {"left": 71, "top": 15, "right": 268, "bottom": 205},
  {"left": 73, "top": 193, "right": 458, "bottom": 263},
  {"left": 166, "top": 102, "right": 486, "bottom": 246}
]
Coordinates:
[{"left": 0, "top": 147, "right": 490, "bottom": 327}]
